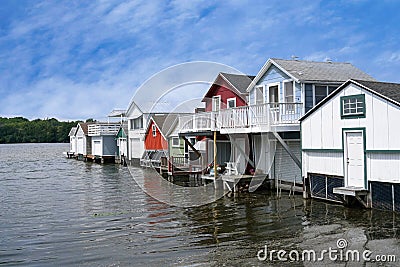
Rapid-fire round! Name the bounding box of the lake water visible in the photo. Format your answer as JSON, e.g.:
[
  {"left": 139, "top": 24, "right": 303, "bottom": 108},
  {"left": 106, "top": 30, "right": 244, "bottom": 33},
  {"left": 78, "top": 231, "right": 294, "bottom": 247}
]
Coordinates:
[{"left": 1, "top": 143, "right": 400, "bottom": 266}]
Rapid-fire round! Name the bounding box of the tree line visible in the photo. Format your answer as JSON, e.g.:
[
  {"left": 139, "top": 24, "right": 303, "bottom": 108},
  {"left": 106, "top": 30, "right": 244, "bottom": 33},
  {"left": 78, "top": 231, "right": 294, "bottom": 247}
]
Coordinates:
[{"left": 0, "top": 117, "right": 82, "bottom": 143}]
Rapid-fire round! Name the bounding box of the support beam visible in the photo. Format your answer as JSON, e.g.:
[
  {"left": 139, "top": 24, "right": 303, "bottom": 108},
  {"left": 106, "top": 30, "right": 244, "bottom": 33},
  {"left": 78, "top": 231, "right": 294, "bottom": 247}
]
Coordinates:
[
  {"left": 214, "top": 131, "right": 217, "bottom": 179},
  {"left": 272, "top": 131, "right": 301, "bottom": 168}
]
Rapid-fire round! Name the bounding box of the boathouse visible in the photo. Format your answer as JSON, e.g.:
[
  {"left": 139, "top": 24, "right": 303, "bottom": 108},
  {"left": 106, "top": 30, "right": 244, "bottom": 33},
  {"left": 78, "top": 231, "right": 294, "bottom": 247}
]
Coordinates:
[
  {"left": 179, "top": 72, "right": 255, "bottom": 176},
  {"left": 68, "top": 126, "right": 77, "bottom": 157},
  {"left": 75, "top": 122, "right": 93, "bottom": 160},
  {"left": 301, "top": 79, "right": 400, "bottom": 211},
  {"left": 125, "top": 99, "right": 178, "bottom": 165},
  {"left": 87, "top": 122, "right": 120, "bottom": 163},
  {"left": 244, "top": 58, "right": 375, "bottom": 189},
  {"left": 115, "top": 123, "right": 128, "bottom": 165},
  {"left": 141, "top": 114, "right": 188, "bottom": 168}
]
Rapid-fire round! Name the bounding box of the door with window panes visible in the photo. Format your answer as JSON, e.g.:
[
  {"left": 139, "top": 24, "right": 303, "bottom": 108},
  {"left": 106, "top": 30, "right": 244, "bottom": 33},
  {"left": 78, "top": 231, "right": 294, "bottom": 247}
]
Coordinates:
[
  {"left": 269, "top": 85, "right": 279, "bottom": 122},
  {"left": 283, "top": 81, "right": 295, "bottom": 120}
]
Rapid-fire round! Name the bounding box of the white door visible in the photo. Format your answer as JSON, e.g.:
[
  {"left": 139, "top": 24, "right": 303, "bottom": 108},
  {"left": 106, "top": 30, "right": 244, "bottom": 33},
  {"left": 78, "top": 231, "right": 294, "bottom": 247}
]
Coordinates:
[
  {"left": 130, "top": 138, "right": 143, "bottom": 159},
  {"left": 93, "top": 140, "right": 102, "bottom": 156},
  {"left": 77, "top": 137, "right": 84, "bottom": 154},
  {"left": 345, "top": 131, "right": 365, "bottom": 188}
]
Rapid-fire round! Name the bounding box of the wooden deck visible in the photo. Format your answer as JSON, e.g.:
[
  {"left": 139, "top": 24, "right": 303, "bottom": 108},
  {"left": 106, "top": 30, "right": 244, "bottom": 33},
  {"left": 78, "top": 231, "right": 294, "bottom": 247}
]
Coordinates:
[
  {"left": 200, "top": 174, "right": 268, "bottom": 192},
  {"left": 333, "top": 186, "right": 368, "bottom": 196}
]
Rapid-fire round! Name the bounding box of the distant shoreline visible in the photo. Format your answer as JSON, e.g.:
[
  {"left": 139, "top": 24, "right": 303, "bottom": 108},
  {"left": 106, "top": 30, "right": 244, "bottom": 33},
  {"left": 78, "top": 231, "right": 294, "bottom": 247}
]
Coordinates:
[{"left": 0, "top": 117, "right": 81, "bottom": 144}]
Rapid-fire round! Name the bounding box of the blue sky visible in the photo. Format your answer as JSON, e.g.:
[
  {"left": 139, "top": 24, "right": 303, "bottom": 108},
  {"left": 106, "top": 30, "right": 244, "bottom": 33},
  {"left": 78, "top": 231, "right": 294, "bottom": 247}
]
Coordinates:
[{"left": 1, "top": 0, "right": 400, "bottom": 121}]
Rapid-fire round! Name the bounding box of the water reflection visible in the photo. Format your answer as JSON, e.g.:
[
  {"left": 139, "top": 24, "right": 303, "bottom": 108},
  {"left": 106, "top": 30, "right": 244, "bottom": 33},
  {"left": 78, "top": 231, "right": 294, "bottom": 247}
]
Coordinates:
[{"left": 1, "top": 144, "right": 399, "bottom": 266}]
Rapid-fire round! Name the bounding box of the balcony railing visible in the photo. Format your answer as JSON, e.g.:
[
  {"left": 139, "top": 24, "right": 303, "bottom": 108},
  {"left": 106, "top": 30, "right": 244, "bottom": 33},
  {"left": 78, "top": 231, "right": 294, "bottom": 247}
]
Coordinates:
[
  {"left": 179, "top": 103, "right": 303, "bottom": 133},
  {"left": 88, "top": 123, "right": 120, "bottom": 136},
  {"left": 179, "top": 112, "right": 217, "bottom": 132}
]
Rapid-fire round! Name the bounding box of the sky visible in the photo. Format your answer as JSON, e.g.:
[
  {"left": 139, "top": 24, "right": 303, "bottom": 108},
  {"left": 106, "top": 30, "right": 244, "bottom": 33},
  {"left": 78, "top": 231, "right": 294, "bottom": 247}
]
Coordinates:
[{"left": 1, "top": 0, "right": 400, "bottom": 121}]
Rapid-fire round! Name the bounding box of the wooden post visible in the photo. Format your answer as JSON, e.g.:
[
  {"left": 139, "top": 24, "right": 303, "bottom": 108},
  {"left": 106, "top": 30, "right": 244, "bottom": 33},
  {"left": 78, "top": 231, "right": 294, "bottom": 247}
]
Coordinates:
[{"left": 214, "top": 131, "right": 217, "bottom": 179}]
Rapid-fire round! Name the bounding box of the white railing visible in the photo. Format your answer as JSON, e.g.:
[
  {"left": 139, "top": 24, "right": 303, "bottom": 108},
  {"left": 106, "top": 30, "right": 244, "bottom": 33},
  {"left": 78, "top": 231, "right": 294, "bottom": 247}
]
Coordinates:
[
  {"left": 220, "top": 102, "right": 303, "bottom": 129},
  {"left": 88, "top": 123, "right": 120, "bottom": 136},
  {"left": 179, "top": 112, "right": 217, "bottom": 132},
  {"left": 179, "top": 103, "right": 303, "bottom": 133}
]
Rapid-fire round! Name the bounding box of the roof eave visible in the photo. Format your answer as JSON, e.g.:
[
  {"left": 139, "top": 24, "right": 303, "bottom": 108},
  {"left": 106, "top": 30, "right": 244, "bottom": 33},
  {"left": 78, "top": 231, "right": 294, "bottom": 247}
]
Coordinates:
[
  {"left": 245, "top": 58, "right": 300, "bottom": 92},
  {"left": 219, "top": 73, "right": 248, "bottom": 102},
  {"left": 299, "top": 79, "right": 400, "bottom": 122}
]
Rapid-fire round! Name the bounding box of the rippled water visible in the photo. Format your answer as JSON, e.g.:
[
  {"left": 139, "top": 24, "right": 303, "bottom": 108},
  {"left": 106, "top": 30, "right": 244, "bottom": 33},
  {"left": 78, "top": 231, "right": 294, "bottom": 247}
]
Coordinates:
[{"left": 1, "top": 144, "right": 400, "bottom": 266}]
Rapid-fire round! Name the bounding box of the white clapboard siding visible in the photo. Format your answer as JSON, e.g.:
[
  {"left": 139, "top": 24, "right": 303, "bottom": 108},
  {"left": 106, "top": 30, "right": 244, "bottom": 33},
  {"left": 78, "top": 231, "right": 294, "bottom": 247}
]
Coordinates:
[
  {"left": 367, "top": 153, "right": 400, "bottom": 183},
  {"left": 303, "top": 151, "right": 343, "bottom": 177}
]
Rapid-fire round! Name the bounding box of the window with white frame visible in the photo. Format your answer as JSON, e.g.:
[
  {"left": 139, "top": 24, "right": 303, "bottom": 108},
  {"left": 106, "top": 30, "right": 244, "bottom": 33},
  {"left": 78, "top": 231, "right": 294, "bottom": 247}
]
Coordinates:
[
  {"left": 341, "top": 94, "right": 365, "bottom": 119},
  {"left": 133, "top": 116, "right": 143, "bottom": 129},
  {"left": 255, "top": 85, "right": 264, "bottom": 105},
  {"left": 268, "top": 84, "right": 279, "bottom": 103},
  {"left": 212, "top": 96, "right": 221, "bottom": 111},
  {"left": 227, "top": 98, "right": 236, "bottom": 108},
  {"left": 172, "top": 137, "right": 180, "bottom": 147},
  {"left": 283, "top": 81, "right": 294, "bottom": 103},
  {"left": 152, "top": 124, "right": 157, "bottom": 137}
]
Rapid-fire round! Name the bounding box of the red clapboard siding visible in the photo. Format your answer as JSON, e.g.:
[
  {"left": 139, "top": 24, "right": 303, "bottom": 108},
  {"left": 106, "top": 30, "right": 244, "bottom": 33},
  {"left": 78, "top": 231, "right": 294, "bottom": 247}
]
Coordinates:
[
  {"left": 144, "top": 121, "right": 168, "bottom": 150},
  {"left": 204, "top": 79, "right": 246, "bottom": 112}
]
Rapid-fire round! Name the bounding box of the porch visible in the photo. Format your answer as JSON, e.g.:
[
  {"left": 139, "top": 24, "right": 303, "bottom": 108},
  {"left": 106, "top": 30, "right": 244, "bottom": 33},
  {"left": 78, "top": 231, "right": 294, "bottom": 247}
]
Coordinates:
[
  {"left": 88, "top": 123, "right": 120, "bottom": 136},
  {"left": 178, "top": 102, "right": 303, "bottom": 134}
]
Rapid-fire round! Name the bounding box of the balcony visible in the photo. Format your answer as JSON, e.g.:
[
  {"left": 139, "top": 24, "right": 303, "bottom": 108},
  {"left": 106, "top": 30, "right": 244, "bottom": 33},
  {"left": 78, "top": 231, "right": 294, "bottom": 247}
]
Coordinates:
[
  {"left": 179, "top": 112, "right": 217, "bottom": 133},
  {"left": 88, "top": 123, "right": 120, "bottom": 136},
  {"left": 179, "top": 103, "right": 303, "bottom": 134}
]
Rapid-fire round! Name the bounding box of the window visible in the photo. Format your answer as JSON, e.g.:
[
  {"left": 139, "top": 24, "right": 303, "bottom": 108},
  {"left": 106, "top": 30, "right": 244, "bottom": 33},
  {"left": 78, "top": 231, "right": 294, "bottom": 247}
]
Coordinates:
[
  {"left": 313, "top": 85, "right": 338, "bottom": 105},
  {"left": 255, "top": 85, "right": 264, "bottom": 105},
  {"left": 284, "top": 81, "right": 294, "bottom": 103},
  {"left": 133, "top": 116, "right": 143, "bottom": 129},
  {"left": 212, "top": 96, "right": 221, "bottom": 111},
  {"left": 152, "top": 124, "right": 157, "bottom": 137},
  {"left": 172, "top": 137, "right": 180, "bottom": 147},
  {"left": 341, "top": 94, "right": 365, "bottom": 119},
  {"left": 268, "top": 85, "right": 279, "bottom": 103},
  {"left": 227, "top": 98, "right": 236, "bottom": 108}
]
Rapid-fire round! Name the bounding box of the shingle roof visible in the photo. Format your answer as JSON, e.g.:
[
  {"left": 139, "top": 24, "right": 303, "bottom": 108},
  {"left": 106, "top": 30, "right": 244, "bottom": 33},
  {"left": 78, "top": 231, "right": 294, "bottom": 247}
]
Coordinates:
[
  {"left": 272, "top": 58, "right": 375, "bottom": 82},
  {"left": 78, "top": 122, "right": 89, "bottom": 135},
  {"left": 353, "top": 79, "right": 400, "bottom": 104},
  {"left": 220, "top": 73, "right": 256, "bottom": 94},
  {"left": 300, "top": 79, "right": 400, "bottom": 121},
  {"left": 150, "top": 114, "right": 180, "bottom": 137}
]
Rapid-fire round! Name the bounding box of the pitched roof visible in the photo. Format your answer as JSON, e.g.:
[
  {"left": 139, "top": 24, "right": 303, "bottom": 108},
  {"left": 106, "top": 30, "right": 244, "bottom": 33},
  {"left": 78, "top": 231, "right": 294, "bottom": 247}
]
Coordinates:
[
  {"left": 147, "top": 113, "right": 181, "bottom": 138},
  {"left": 116, "top": 122, "right": 129, "bottom": 138},
  {"left": 300, "top": 79, "right": 400, "bottom": 121},
  {"left": 78, "top": 122, "right": 89, "bottom": 135},
  {"left": 271, "top": 58, "right": 375, "bottom": 83},
  {"left": 353, "top": 79, "right": 400, "bottom": 104},
  {"left": 108, "top": 109, "right": 126, "bottom": 117},
  {"left": 68, "top": 127, "right": 77, "bottom": 136},
  {"left": 247, "top": 58, "right": 375, "bottom": 92},
  {"left": 203, "top": 72, "right": 255, "bottom": 102},
  {"left": 220, "top": 72, "right": 256, "bottom": 94}
]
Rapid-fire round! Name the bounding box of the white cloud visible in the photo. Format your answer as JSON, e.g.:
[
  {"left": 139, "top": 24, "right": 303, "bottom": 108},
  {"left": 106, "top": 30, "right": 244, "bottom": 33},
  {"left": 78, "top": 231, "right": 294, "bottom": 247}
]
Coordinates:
[{"left": 1, "top": 0, "right": 400, "bottom": 121}]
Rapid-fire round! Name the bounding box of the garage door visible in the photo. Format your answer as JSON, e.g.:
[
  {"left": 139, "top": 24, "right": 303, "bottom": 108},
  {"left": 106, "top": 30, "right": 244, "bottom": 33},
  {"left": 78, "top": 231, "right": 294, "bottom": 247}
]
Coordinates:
[{"left": 274, "top": 140, "right": 301, "bottom": 183}]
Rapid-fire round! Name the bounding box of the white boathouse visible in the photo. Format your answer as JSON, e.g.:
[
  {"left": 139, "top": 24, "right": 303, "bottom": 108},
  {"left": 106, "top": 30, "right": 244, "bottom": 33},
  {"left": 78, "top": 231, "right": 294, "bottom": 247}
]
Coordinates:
[{"left": 301, "top": 79, "right": 400, "bottom": 211}]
